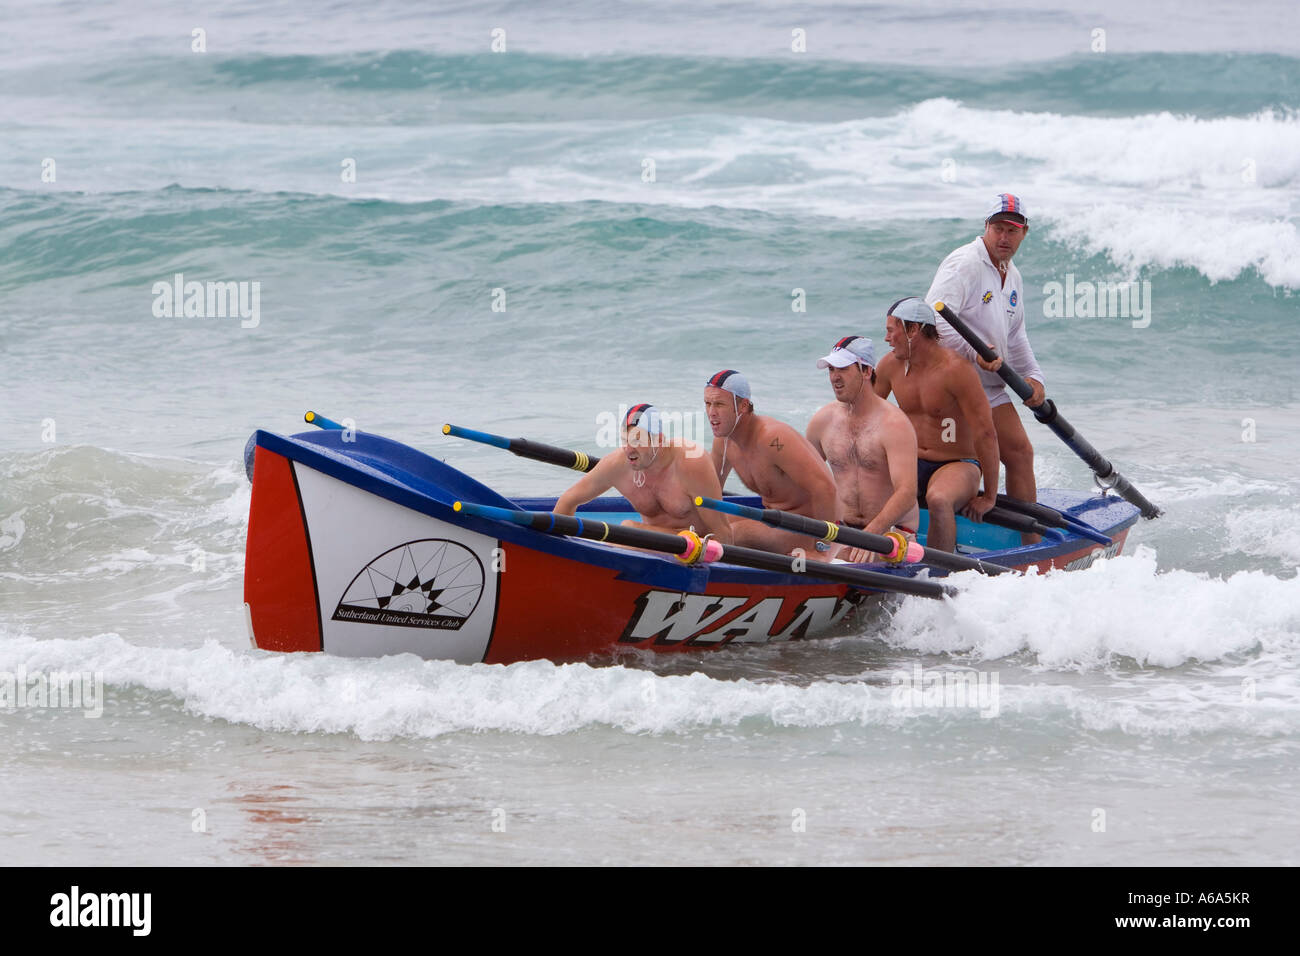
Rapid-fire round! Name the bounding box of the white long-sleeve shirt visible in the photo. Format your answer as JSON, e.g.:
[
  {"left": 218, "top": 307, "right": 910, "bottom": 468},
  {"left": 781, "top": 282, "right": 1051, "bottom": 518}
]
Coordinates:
[{"left": 924, "top": 236, "right": 1044, "bottom": 408}]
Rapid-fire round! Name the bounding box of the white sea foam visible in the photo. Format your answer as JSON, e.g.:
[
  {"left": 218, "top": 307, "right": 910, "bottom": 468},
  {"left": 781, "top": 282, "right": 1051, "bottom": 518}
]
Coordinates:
[
  {"left": 1, "top": 599, "right": 1296, "bottom": 742},
  {"left": 884, "top": 546, "right": 1300, "bottom": 668},
  {"left": 1226, "top": 507, "right": 1300, "bottom": 565},
  {"left": 1140, "top": 474, "right": 1287, "bottom": 503}
]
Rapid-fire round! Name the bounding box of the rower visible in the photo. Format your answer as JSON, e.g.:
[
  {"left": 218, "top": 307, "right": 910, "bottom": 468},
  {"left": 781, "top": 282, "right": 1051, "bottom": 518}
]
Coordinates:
[
  {"left": 873, "top": 298, "right": 999, "bottom": 554},
  {"left": 805, "top": 335, "right": 920, "bottom": 563},
  {"left": 704, "top": 370, "right": 839, "bottom": 559},
  {"left": 555, "top": 403, "right": 732, "bottom": 543}
]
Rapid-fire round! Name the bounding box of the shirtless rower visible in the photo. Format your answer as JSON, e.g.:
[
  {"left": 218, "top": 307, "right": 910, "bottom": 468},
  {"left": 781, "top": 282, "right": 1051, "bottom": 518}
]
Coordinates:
[
  {"left": 555, "top": 403, "right": 732, "bottom": 543},
  {"left": 704, "top": 370, "right": 839, "bottom": 559},
  {"left": 873, "top": 298, "right": 999, "bottom": 554},
  {"left": 805, "top": 336, "right": 919, "bottom": 563}
]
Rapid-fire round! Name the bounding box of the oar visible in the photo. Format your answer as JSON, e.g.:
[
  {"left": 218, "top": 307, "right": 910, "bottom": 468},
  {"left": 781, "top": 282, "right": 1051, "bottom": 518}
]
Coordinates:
[
  {"left": 304, "top": 410, "right": 345, "bottom": 431},
  {"left": 994, "top": 494, "right": 1111, "bottom": 546},
  {"left": 983, "top": 505, "right": 1061, "bottom": 541},
  {"left": 454, "top": 501, "right": 955, "bottom": 601},
  {"left": 932, "top": 301, "right": 1161, "bottom": 519},
  {"left": 694, "top": 496, "right": 1012, "bottom": 576},
  {"left": 442, "top": 423, "right": 598, "bottom": 472},
  {"left": 444, "top": 422, "right": 1054, "bottom": 541}
]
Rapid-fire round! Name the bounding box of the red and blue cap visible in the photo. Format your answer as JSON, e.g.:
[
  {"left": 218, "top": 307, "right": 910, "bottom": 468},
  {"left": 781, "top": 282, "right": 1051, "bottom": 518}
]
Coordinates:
[
  {"left": 705, "top": 369, "right": 752, "bottom": 401},
  {"left": 985, "top": 193, "right": 1028, "bottom": 228},
  {"left": 623, "top": 403, "right": 664, "bottom": 435},
  {"left": 818, "top": 335, "right": 876, "bottom": 369}
]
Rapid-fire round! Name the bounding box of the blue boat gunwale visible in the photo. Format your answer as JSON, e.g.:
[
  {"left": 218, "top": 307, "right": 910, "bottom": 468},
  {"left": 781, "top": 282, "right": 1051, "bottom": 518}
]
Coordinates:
[{"left": 250, "top": 428, "right": 1140, "bottom": 591}]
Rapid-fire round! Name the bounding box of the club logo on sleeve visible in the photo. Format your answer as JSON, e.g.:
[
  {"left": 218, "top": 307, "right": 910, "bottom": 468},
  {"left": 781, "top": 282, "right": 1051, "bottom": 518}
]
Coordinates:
[
  {"left": 982, "top": 290, "right": 993, "bottom": 304},
  {"left": 333, "top": 539, "right": 485, "bottom": 630},
  {"left": 1009, "top": 290, "right": 1018, "bottom": 306}
]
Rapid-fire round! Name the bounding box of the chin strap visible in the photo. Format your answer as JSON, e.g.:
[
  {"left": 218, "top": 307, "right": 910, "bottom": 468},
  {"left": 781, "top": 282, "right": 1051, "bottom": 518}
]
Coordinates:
[{"left": 719, "top": 394, "right": 746, "bottom": 478}]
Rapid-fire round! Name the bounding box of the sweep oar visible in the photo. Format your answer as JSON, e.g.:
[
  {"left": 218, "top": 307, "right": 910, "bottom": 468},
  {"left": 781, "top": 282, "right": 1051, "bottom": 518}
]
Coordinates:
[
  {"left": 442, "top": 423, "right": 598, "bottom": 472},
  {"left": 453, "top": 501, "right": 955, "bottom": 600},
  {"left": 694, "top": 496, "right": 1011, "bottom": 576},
  {"left": 931, "top": 301, "right": 1161, "bottom": 519}
]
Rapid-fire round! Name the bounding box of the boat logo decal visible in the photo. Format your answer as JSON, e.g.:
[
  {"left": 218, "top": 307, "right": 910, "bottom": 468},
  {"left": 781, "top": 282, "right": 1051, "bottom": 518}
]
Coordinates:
[{"left": 332, "top": 539, "right": 485, "bottom": 630}]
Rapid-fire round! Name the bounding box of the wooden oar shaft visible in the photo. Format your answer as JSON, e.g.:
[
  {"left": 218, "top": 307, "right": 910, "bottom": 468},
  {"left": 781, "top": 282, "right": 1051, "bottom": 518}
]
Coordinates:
[{"left": 931, "top": 302, "right": 1161, "bottom": 519}]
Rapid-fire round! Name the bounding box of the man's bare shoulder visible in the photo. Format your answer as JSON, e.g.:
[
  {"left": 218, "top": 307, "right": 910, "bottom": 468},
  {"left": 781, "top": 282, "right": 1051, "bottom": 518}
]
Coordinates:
[
  {"left": 938, "top": 347, "right": 982, "bottom": 387},
  {"left": 807, "top": 402, "right": 841, "bottom": 428},
  {"left": 877, "top": 399, "right": 918, "bottom": 446},
  {"left": 877, "top": 398, "right": 913, "bottom": 429},
  {"left": 751, "top": 414, "right": 802, "bottom": 448}
]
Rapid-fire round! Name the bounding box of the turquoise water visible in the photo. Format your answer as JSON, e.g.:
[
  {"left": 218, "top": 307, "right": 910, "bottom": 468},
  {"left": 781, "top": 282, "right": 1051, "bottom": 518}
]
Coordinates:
[{"left": 2, "top": 0, "right": 1299, "bottom": 866}]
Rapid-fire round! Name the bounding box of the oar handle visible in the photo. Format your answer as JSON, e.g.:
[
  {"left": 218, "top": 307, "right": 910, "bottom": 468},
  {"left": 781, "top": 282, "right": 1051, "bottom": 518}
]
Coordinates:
[
  {"left": 455, "top": 501, "right": 953, "bottom": 599},
  {"left": 932, "top": 302, "right": 1161, "bottom": 520},
  {"left": 305, "top": 410, "right": 345, "bottom": 431},
  {"left": 697, "top": 496, "right": 1010, "bottom": 576},
  {"left": 443, "top": 424, "right": 599, "bottom": 472}
]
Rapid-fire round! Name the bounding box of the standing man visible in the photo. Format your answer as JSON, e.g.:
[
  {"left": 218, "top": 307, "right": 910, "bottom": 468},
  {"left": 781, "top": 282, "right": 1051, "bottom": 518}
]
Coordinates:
[
  {"left": 804, "top": 336, "right": 919, "bottom": 563},
  {"left": 704, "top": 370, "right": 840, "bottom": 559},
  {"left": 874, "top": 298, "right": 999, "bottom": 555},
  {"left": 926, "top": 193, "right": 1044, "bottom": 514}
]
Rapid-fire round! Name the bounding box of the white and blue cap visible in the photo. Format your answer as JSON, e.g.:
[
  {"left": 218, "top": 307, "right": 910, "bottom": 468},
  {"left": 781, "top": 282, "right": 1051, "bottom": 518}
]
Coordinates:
[
  {"left": 818, "top": 335, "right": 876, "bottom": 369},
  {"left": 623, "top": 402, "right": 664, "bottom": 435},
  {"left": 705, "top": 369, "right": 752, "bottom": 401},
  {"left": 887, "top": 297, "right": 937, "bottom": 326},
  {"left": 985, "top": 192, "right": 1028, "bottom": 227}
]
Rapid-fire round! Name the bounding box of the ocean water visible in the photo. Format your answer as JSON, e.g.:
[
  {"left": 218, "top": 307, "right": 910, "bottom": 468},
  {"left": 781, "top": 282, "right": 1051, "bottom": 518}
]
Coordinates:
[{"left": 2, "top": 0, "right": 1299, "bottom": 866}]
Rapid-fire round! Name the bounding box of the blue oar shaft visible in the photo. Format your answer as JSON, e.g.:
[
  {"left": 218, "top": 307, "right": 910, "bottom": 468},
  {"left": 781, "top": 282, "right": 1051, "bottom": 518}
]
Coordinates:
[
  {"left": 442, "top": 423, "right": 510, "bottom": 450},
  {"left": 304, "top": 411, "right": 344, "bottom": 431},
  {"left": 443, "top": 424, "right": 597, "bottom": 472}
]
